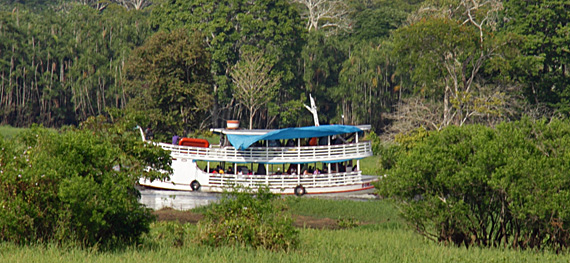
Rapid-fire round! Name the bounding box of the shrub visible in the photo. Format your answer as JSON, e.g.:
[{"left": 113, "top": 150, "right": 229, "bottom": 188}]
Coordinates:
[
  {"left": 142, "top": 221, "right": 194, "bottom": 248},
  {"left": 378, "top": 118, "right": 570, "bottom": 252},
  {"left": 0, "top": 117, "right": 171, "bottom": 248},
  {"left": 196, "top": 186, "right": 298, "bottom": 251}
]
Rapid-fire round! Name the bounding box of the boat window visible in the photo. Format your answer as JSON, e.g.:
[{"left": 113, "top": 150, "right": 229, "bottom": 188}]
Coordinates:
[
  {"left": 268, "top": 140, "right": 281, "bottom": 147},
  {"left": 285, "top": 139, "right": 295, "bottom": 147}
]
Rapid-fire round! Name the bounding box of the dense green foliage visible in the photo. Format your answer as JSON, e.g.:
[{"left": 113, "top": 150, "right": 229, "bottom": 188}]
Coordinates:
[
  {"left": 503, "top": 1, "right": 570, "bottom": 114},
  {"left": 151, "top": 0, "right": 306, "bottom": 128},
  {"left": 378, "top": 118, "right": 570, "bottom": 251},
  {"left": 197, "top": 186, "right": 298, "bottom": 251},
  {"left": 2, "top": 0, "right": 570, "bottom": 133},
  {"left": 124, "top": 29, "right": 213, "bottom": 138},
  {"left": 0, "top": 117, "right": 171, "bottom": 248},
  {"left": 0, "top": 5, "right": 152, "bottom": 127}
]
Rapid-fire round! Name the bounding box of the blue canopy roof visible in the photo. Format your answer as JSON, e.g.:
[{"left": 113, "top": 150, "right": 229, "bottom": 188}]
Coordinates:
[{"left": 226, "top": 125, "right": 362, "bottom": 150}]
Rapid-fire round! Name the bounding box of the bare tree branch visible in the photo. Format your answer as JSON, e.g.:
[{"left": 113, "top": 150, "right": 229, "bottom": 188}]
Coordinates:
[
  {"left": 289, "top": 0, "right": 352, "bottom": 35},
  {"left": 230, "top": 51, "right": 280, "bottom": 129},
  {"left": 114, "top": 0, "right": 152, "bottom": 10}
]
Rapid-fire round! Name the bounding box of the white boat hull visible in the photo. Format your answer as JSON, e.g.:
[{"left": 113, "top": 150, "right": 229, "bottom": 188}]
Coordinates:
[
  {"left": 139, "top": 157, "right": 377, "bottom": 195},
  {"left": 139, "top": 178, "right": 377, "bottom": 195}
]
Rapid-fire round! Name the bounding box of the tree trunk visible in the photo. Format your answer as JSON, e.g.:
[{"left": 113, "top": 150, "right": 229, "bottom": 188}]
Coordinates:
[{"left": 443, "top": 84, "right": 450, "bottom": 129}]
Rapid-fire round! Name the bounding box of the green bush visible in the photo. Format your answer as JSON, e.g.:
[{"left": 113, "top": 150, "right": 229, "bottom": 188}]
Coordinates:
[
  {"left": 378, "top": 118, "right": 570, "bottom": 252},
  {"left": 196, "top": 186, "right": 298, "bottom": 251},
  {"left": 0, "top": 117, "right": 171, "bottom": 248},
  {"left": 142, "top": 221, "right": 194, "bottom": 248}
]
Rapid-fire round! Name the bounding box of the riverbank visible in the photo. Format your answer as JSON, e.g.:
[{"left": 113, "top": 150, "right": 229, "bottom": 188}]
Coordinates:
[{"left": 3, "top": 198, "right": 568, "bottom": 263}]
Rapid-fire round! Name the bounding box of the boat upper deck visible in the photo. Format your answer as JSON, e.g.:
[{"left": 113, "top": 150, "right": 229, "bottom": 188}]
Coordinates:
[{"left": 158, "top": 141, "right": 372, "bottom": 164}]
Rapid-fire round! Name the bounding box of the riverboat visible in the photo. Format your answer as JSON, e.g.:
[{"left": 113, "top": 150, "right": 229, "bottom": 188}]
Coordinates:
[{"left": 138, "top": 124, "right": 377, "bottom": 196}]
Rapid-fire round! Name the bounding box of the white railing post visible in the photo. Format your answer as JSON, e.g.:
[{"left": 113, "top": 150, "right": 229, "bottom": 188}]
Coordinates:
[
  {"left": 356, "top": 132, "right": 359, "bottom": 155},
  {"left": 313, "top": 173, "right": 315, "bottom": 186},
  {"left": 297, "top": 139, "right": 300, "bottom": 159}
]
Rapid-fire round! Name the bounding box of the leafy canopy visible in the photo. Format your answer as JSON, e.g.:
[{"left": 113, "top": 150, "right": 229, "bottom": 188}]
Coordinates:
[
  {"left": 0, "top": 117, "right": 170, "bottom": 248},
  {"left": 124, "top": 29, "right": 213, "bottom": 137},
  {"left": 379, "top": 118, "right": 570, "bottom": 251}
]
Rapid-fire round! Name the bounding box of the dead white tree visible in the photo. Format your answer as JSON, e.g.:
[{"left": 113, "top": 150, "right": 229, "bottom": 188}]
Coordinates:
[
  {"left": 289, "top": 0, "right": 352, "bottom": 34},
  {"left": 114, "top": 0, "right": 152, "bottom": 10},
  {"left": 405, "top": 0, "right": 507, "bottom": 128},
  {"left": 76, "top": 0, "right": 108, "bottom": 11}
]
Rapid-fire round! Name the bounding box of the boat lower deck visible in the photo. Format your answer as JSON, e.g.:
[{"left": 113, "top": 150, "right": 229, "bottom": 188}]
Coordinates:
[{"left": 139, "top": 173, "right": 378, "bottom": 196}]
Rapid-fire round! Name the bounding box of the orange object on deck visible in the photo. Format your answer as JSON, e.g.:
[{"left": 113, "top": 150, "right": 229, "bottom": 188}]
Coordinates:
[
  {"left": 309, "top": 137, "right": 318, "bottom": 146},
  {"left": 178, "top": 138, "right": 210, "bottom": 148}
]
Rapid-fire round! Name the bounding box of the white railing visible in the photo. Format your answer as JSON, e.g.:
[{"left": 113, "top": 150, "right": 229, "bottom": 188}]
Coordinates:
[
  {"left": 207, "top": 171, "right": 367, "bottom": 189},
  {"left": 157, "top": 141, "right": 373, "bottom": 163}
]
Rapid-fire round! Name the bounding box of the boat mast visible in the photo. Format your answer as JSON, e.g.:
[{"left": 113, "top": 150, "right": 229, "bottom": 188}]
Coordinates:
[{"left": 304, "top": 94, "right": 320, "bottom": 127}]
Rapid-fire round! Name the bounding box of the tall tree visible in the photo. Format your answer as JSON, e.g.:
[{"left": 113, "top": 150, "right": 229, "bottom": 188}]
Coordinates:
[
  {"left": 151, "top": 0, "right": 305, "bottom": 128},
  {"left": 393, "top": 0, "right": 510, "bottom": 129},
  {"left": 336, "top": 41, "right": 399, "bottom": 129},
  {"left": 503, "top": 0, "right": 570, "bottom": 114},
  {"left": 0, "top": 5, "right": 152, "bottom": 127},
  {"left": 300, "top": 31, "right": 347, "bottom": 125},
  {"left": 231, "top": 51, "right": 280, "bottom": 130},
  {"left": 124, "top": 29, "right": 213, "bottom": 138}
]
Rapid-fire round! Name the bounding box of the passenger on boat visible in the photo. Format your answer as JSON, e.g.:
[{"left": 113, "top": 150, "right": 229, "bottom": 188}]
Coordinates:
[
  {"left": 339, "top": 163, "right": 346, "bottom": 173},
  {"left": 256, "top": 164, "right": 266, "bottom": 175},
  {"left": 275, "top": 167, "right": 282, "bottom": 175},
  {"left": 268, "top": 140, "right": 282, "bottom": 147},
  {"left": 227, "top": 166, "right": 234, "bottom": 174},
  {"left": 172, "top": 135, "right": 179, "bottom": 145},
  {"left": 145, "top": 126, "right": 154, "bottom": 140},
  {"left": 287, "top": 164, "right": 297, "bottom": 174}
]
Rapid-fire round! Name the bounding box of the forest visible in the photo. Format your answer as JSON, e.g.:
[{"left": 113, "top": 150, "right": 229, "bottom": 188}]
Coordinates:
[
  {"left": 1, "top": 0, "right": 569, "bottom": 138},
  {"left": 3, "top": 0, "right": 570, "bottom": 254}
]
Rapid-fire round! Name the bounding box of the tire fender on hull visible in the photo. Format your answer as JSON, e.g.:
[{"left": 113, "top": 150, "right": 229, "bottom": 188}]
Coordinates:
[
  {"left": 191, "top": 180, "right": 201, "bottom": 191},
  {"left": 294, "top": 185, "right": 306, "bottom": 196}
]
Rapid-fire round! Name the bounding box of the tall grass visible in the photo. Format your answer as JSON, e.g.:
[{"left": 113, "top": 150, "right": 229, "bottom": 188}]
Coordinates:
[
  {"left": 1, "top": 199, "right": 569, "bottom": 262},
  {"left": 1, "top": 226, "right": 568, "bottom": 263},
  {"left": 0, "top": 125, "right": 24, "bottom": 140},
  {"left": 285, "top": 197, "right": 401, "bottom": 225}
]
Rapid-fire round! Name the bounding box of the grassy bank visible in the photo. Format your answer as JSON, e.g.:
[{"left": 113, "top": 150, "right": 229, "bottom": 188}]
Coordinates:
[
  {"left": 1, "top": 224, "right": 567, "bottom": 263},
  {"left": 0, "top": 125, "right": 24, "bottom": 140},
  {"left": 1, "top": 198, "right": 569, "bottom": 262}
]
